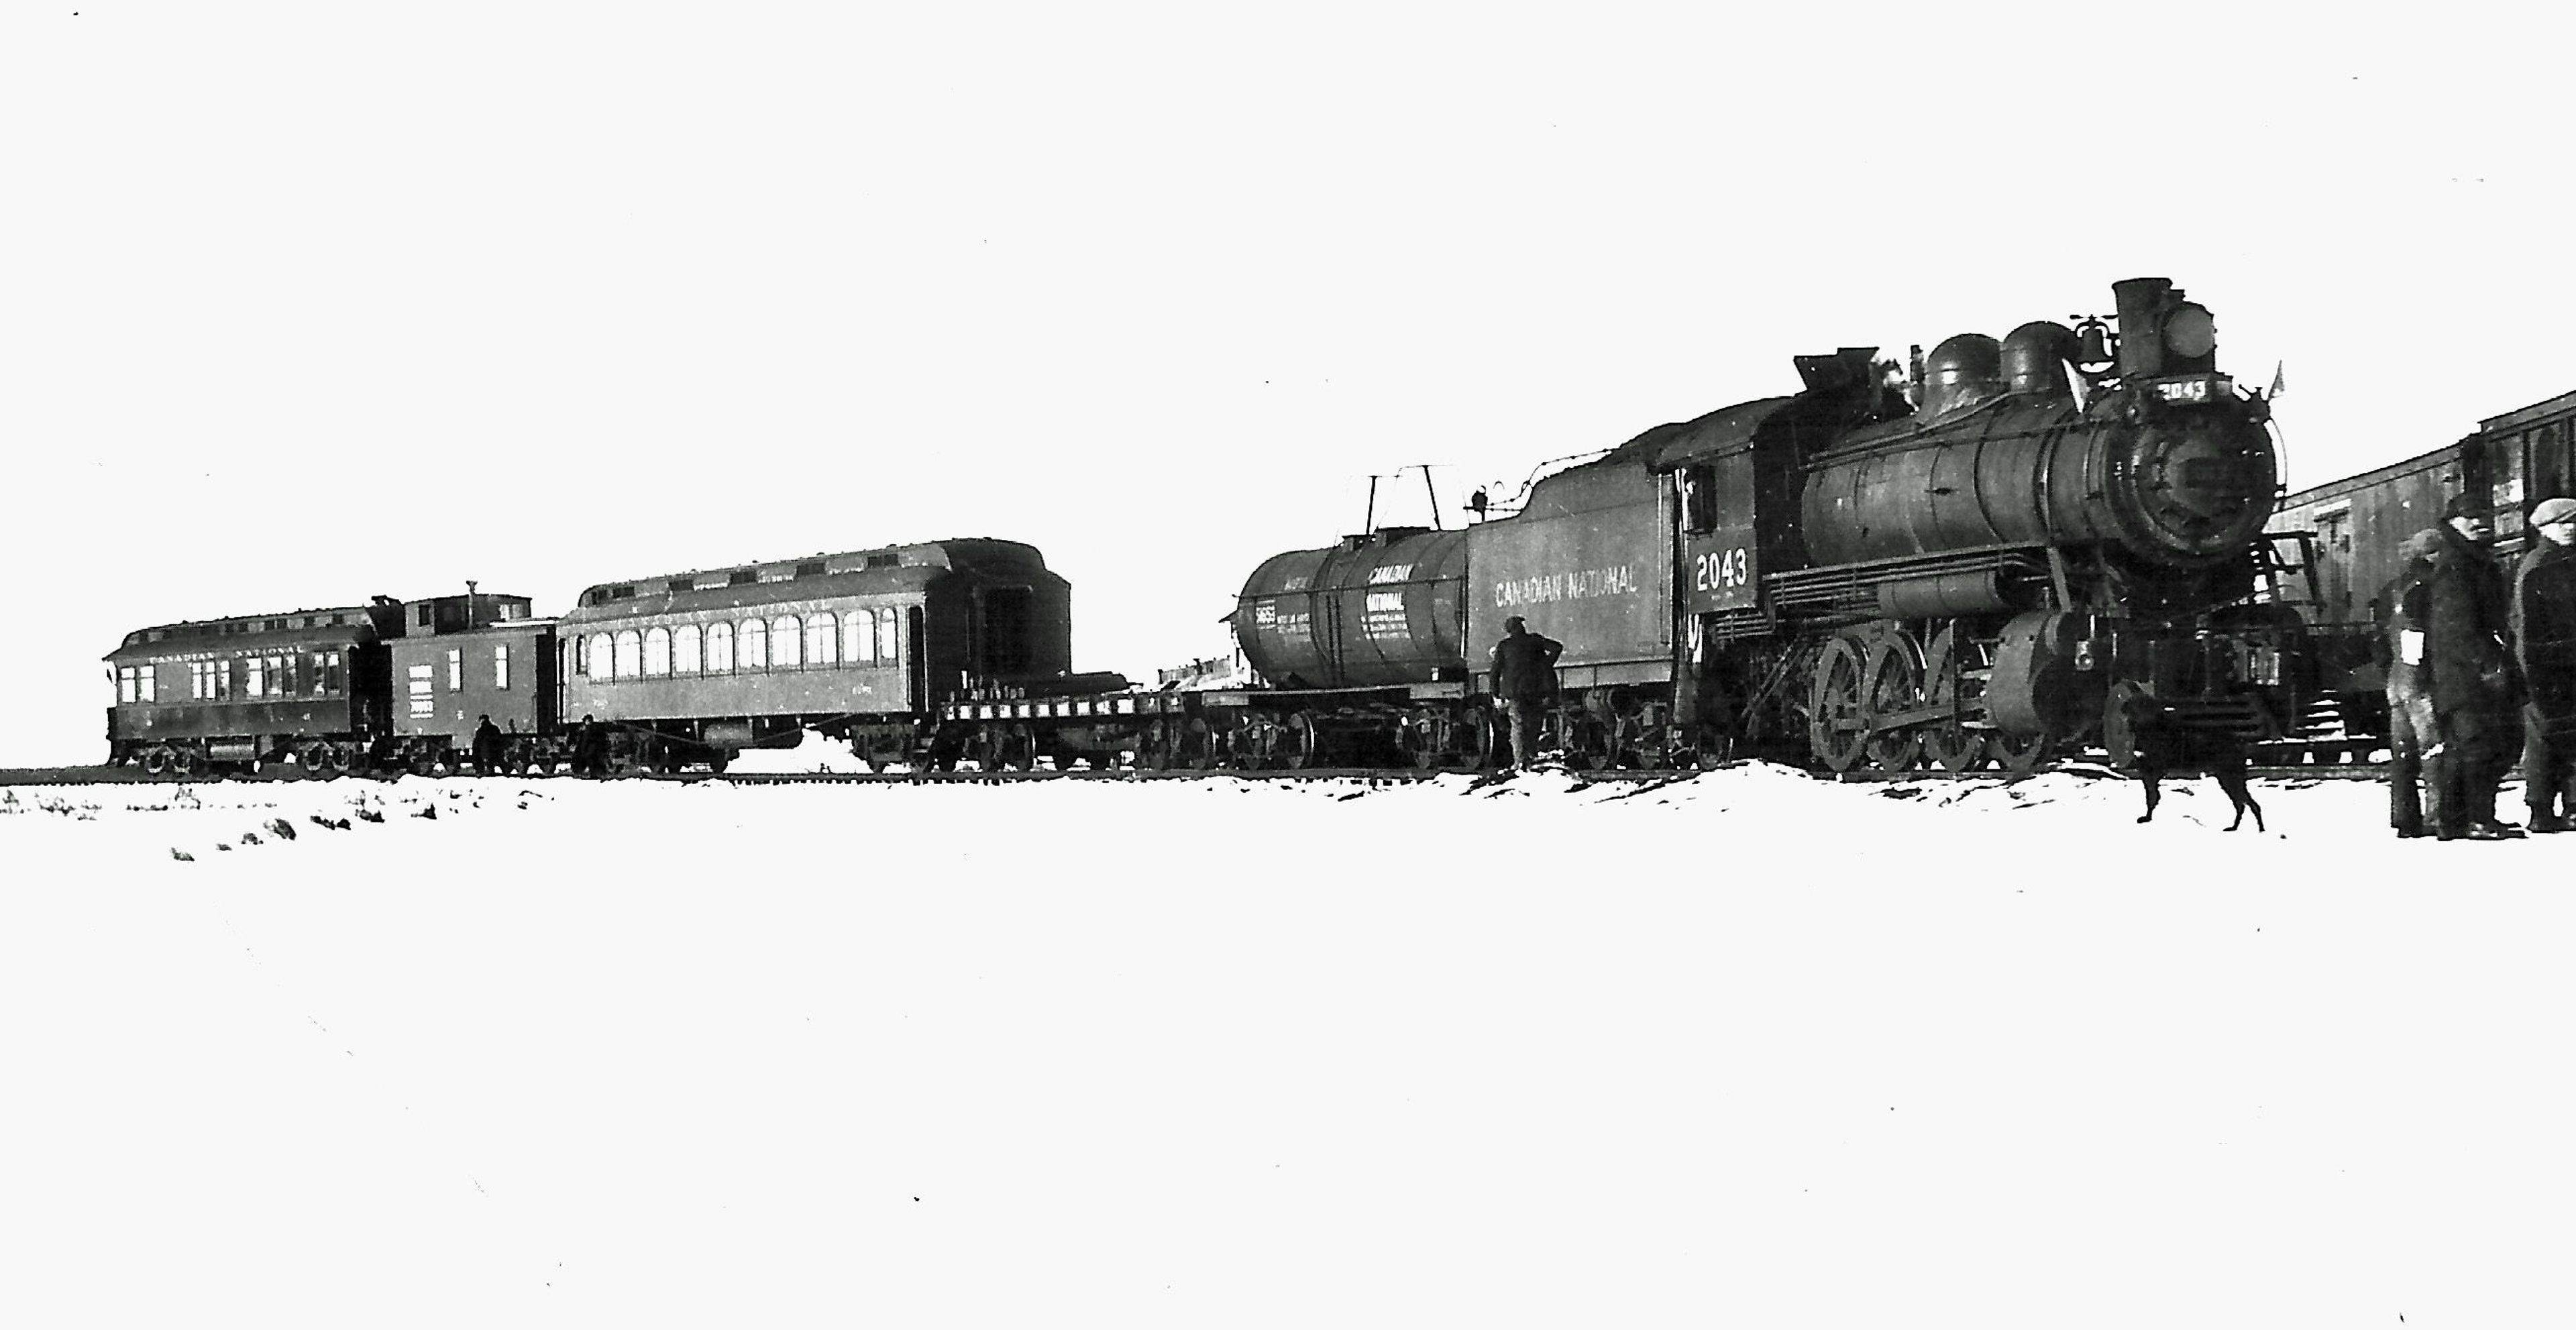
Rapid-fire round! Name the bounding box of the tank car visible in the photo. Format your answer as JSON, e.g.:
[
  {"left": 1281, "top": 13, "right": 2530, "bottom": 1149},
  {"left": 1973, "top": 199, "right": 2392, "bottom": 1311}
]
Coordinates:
[{"left": 1217, "top": 276, "right": 2310, "bottom": 773}]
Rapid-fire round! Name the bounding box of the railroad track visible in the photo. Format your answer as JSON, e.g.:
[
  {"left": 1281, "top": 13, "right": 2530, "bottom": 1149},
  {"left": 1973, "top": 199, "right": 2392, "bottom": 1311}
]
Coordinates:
[{"left": 1, "top": 760, "right": 2394, "bottom": 787}]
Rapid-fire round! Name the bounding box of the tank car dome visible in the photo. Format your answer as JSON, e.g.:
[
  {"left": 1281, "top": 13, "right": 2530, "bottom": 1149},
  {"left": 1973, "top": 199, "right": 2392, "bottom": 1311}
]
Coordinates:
[
  {"left": 1919, "top": 333, "right": 2003, "bottom": 419},
  {"left": 2000, "top": 322, "right": 2080, "bottom": 397}
]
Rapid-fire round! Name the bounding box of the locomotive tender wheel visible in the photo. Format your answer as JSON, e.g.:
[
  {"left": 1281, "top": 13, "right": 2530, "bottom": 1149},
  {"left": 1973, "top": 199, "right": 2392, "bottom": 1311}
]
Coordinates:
[
  {"left": 1861, "top": 636, "right": 1925, "bottom": 773},
  {"left": 1807, "top": 636, "right": 1870, "bottom": 773}
]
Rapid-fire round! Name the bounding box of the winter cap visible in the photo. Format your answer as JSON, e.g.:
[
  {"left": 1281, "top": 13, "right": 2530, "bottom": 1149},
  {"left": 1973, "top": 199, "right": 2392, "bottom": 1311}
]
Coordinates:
[
  {"left": 2445, "top": 493, "right": 2485, "bottom": 520},
  {"left": 2401, "top": 528, "right": 2445, "bottom": 561},
  {"left": 2534, "top": 497, "right": 2576, "bottom": 527}
]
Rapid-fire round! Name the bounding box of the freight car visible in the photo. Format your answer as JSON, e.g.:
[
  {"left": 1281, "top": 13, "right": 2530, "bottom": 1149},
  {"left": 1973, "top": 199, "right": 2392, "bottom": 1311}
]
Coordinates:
[
  {"left": 1204, "top": 276, "right": 2310, "bottom": 773},
  {"left": 2267, "top": 387, "right": 2576, "bottom": 737}
]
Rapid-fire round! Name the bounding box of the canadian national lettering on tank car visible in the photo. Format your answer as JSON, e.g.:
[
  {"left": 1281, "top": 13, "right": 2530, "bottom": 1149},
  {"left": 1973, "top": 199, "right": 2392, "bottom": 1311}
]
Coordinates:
[{"left": 99, "top": 276, "right": 2310, "bottom": 780}]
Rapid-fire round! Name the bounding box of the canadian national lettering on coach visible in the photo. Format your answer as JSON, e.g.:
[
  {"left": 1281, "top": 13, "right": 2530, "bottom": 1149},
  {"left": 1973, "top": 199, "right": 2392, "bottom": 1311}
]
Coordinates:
[{"left": 1219, "top": 276, "right": 2308, "bottom": 775}]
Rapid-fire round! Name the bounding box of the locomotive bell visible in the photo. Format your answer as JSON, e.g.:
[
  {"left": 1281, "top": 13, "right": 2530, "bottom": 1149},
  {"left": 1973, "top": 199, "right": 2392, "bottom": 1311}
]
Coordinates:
[{"left": 1919, "top": 333, "right": 2003, "bottom": 419}]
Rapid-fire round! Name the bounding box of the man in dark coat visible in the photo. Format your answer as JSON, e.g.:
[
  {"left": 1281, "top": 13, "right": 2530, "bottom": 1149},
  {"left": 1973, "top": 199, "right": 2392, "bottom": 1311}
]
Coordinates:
[
  {"left": 2381, "top": 529, "right": 2445, "bottom": 838},
  {"left": 470, "top": 714, "right": 505, "bottom": 777},
  {"left": 2514, "top": 496, "right": 2576, "bottom": 830},
  {"left": 572, "top": 714, "right": 608, "bottom": 777},
  {"left": 1490, "top": 615, "right": 1564, "bottom": 771},
  {"left": 2426, "top": 495, "right": 2524, "bottom": 838}
]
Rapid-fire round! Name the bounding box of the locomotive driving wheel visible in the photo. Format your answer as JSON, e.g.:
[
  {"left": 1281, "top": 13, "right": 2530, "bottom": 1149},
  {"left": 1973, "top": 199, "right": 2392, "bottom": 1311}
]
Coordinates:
[
  {"left": 1807, "top": 635, "right": 1870, "bottom": 773},
  {"left": 1860, "top": 636, "right": 1925, "bottom": 773},
  {"left": 1992, "top": 730, "right": 2052, "bottom": 777}
]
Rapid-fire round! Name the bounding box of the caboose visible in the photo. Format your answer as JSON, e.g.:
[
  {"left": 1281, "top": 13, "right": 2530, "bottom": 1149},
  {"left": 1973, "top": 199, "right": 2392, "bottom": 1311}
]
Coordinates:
[{"left": 1218, "top": 277, "right": 2308, "bottom": 773}]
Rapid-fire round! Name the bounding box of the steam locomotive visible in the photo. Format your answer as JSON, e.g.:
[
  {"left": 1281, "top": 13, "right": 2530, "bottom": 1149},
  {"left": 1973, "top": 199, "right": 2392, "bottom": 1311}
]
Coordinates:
[
  {"left": 101, "top": 276, "right": 2308, "bottom": 779},
  {"left": 1203, "top": 275, "right": 2308, "bottom": 773}
]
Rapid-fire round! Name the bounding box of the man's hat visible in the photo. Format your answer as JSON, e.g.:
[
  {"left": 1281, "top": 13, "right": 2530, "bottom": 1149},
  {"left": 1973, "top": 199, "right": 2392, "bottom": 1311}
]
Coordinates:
[
  {"left": 2401, "top": 528, "right": 2445, "bottom": 561},
  {"left": 2534, "top": 496, "right": 2576, "bottom": 527},
  {"left": 2446, "top": 493, "right": 2485, "bottom": 520},
  {"left": 1503, "top": 615, "right": 1525, "bottom": 629}
]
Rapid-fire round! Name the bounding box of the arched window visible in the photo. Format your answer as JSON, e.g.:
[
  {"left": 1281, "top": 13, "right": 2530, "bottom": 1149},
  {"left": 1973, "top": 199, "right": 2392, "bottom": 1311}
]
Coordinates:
[
  {"left": 877, "top": 608, "right": 900, "bottom": 663},
  {"left": 806, "top": 612, "right": 837, "bottom": 666},
  {"left": 588, "top": 634, "right": 611, "bottom": 678},
  {"left": 706, "top": 621, "right": 734, "bottom": 673},
  {"left": 673, "top": 624, "right": 701, "bottom": 675},
  {"left": 644, "top": 626, "right": 672, "bottom": 676},
  {"left": 614, "top": 630, "right": 642, "bottom": 679},
  {"left": 845, "top": 609, "right": 874, "bottom": 665},
  {"left": 772, "top": 615, "right": 802, "bottom": 669},
  {"left": 740, "top": 618, "right": 768, "bottom": 671}
]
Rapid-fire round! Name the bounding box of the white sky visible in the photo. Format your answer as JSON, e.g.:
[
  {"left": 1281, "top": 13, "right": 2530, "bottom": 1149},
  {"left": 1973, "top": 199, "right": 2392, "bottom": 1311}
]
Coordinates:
[{"left": 10, "top": 3, "right": 2576, "bottom": 764}]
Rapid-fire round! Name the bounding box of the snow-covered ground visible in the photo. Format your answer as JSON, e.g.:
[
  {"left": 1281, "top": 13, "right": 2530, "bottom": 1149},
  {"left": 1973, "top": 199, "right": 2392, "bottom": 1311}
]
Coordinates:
[{"left": 3, "top": 761, "right": 2567, "bottom": 1327}]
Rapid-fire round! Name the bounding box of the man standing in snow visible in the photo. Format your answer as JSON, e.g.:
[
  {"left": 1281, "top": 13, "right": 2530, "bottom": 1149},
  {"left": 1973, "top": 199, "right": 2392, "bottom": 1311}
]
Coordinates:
[
  {"left": 2514, "top": 496, "right": 2576, "bottom": 831},
  {"left": 471, "top": 714, "right": 505, "bottom": 777},
  {"left": 1490, "top": 615, "right": 1563, "bottom": 772},
  {"left": 2427, "top": 495, "right": 2523, "bottom": 839},
  {"left": 2382, "top": 529, "right": 2445, "bottom": 838}
]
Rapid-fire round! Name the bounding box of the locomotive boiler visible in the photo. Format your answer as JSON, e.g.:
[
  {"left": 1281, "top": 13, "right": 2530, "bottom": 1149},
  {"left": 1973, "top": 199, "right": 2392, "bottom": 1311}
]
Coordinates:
[{"left": 1210, "top": 276, "right": 2309, "bottom": 773}]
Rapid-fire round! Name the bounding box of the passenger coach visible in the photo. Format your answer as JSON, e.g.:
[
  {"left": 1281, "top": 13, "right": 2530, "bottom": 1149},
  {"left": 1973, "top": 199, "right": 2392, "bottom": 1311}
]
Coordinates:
[{"left": 557, "top": 539, "right": 1073, "bottom": 771}]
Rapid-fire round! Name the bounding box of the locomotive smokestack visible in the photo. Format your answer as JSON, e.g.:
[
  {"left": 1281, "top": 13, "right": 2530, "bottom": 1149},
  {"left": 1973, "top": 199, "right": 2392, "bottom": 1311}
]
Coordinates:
[{"left": 2112, "top": 277, "right": 2172, "bottom": 380}]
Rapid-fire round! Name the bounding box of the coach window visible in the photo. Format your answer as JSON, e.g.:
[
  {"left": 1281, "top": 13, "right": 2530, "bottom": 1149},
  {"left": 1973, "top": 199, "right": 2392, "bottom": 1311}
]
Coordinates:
[
  {"left": 614, "top": 630, "right": 642, "bottom": 678},
  {"left": 772, "top": 615, "right": 802, "bottom": 669},
  {"left": 139, "top": 665, "right": 156, "bottom": 702},
  {"left": 247, "top": 655, "right": 267, "bottom": 698},
  {"left": 707, "top": 621, "right": 735, "bottom": 673},
  {"left": 447, "top": 649, "right": 464, "bottom": 692},
  {"left": 877, "top": 608, "right": 900, "bottom": 663},
  {"left": 845, "top": 609, "right": 874, "bottom": 665},
  {"left": 588, "top": 633, "right": 612, "bottom": 679},
  {"left": 806, "top": 612, "right": 837, "bottom": 666},
  {"left": 644, "top": 627, "right": 672, "bottom": 677},
  {"left": 740, "top": 618, "right": 768, "bottom": 671},
  {"left": 324, "top": 651, "right": 345, "bottom": 697},
  {"left": 674, "top": 623, "right": 702, "bottom": 675},
  {"left": 493, "top": 645, "right": 511, "bottom": 689},
  {"left": 117, "top": 667, "right": 134, "bottom": 704}
]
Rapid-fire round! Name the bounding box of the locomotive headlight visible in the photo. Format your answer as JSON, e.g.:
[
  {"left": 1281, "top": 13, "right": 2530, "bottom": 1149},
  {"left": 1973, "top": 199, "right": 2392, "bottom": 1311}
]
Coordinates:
[{"left": 2162, "top": 302, "right": 2217, "bottom": 359}]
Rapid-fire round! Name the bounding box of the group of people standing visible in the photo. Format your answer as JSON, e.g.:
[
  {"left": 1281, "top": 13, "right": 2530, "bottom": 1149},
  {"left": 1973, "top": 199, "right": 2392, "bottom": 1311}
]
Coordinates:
[{"left": 2385, "top": 494, "right": 2576, "bottom": 840}]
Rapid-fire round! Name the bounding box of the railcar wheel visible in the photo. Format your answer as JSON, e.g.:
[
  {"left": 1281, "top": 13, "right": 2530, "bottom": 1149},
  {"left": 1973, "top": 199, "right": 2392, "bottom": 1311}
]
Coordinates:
[
  {"left": 1181, "top": 718, "right": 1218, "bottom": 770},
  {"left": 1807, "top": 636, "right": 1870, "bottom": 773},
  {"left": 1280, "top": 711, "right": 1320, "bottom": 770},
  {"left": 1861, "top": 636, "right": 1925, "bottom": 773},
  {"left": 1993, "top": 731, "right": 2051, "bottom": 777},
  {"left": 1562, "top": 714, "right": 1613, "bottom": 771},
  {"left": 169, "top": 747, "right": 203, "bottom": 779},
  {"left": 140, "top": 746, "right": 174, "bottom": 778}
]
